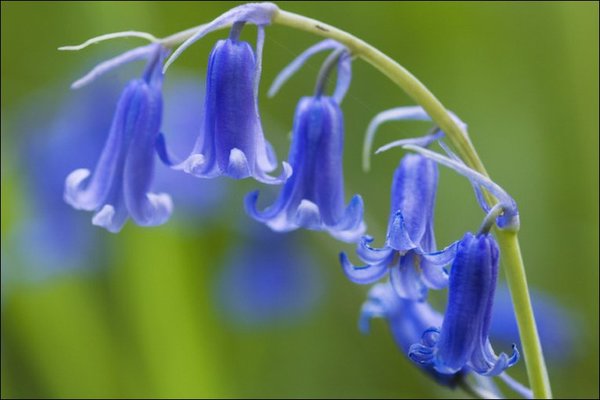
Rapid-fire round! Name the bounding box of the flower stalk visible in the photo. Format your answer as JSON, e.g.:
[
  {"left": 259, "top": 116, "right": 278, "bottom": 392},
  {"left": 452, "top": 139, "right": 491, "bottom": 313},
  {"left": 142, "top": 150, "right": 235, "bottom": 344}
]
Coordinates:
[
  {"left": 66, "top": 4, "right": 552, "bottom": 398},
  {"left": 271, "top": 8, "right": 552, "bottom": 399}
]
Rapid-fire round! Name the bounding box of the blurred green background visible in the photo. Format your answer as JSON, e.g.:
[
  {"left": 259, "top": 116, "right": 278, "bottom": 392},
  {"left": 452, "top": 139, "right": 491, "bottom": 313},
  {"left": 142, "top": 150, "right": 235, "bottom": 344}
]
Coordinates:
[{"left": 1, "top": 1, "right": 598, "bottom": 398}]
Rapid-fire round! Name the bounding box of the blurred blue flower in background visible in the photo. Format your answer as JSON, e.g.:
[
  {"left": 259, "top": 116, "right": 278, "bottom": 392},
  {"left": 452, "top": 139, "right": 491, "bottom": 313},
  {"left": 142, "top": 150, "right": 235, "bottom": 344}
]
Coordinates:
[
  {"left": 11, "top": 83, "right": 114, "bottom": 278},
  {"left": 491, "top": 284, "right": 577, "bottom": 363},
  {"left": 213, "top": 224, "right": 323, "bottom": 328}
]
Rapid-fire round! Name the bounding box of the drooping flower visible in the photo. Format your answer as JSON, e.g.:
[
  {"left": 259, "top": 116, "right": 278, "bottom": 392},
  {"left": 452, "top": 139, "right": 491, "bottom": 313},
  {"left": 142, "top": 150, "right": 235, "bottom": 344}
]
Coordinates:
[
  {"left": 245, "top": 41, "right": 365, "bottom": 242},
  {"left": 341, "top": 153, "right": 456, "bottom": 299},
  {"left": 157, "top": 3, "right": 291, "bottom": 184},
  {"left": 64, "top": 44, "right": 173, "bottom": 233},
  {"left": 409, "top": 232, "right": 519, "bottom": 376},
  {"left": 360, "top": 281, "right": 464, "bottom": 387},
  {"left": 213, "top": 225, "right": 323, "bottom": 328}
]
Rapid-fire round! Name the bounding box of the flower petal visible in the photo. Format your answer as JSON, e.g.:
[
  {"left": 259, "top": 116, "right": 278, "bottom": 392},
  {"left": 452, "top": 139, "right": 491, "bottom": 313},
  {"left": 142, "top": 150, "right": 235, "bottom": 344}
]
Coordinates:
[
  {"left": 356, "top": 236, "right": 395, "bottom": 264},
  {"left": 340, "top": 252, "right": 389, "bottom": 285},
  {"left": 64, "top": 81, "right": 139, "bottom": 211},
  {"left": 333, "top": 52, "right": 352, "bottom": 103},
  {"left": 72, "top": 44, "right": 157, "bottom": 89},
  {"left": 390, "top": 253, "right": 428, "bottom": 301},
  {"left": 268, "top": 39, "right": 345, "bottom": 97}
]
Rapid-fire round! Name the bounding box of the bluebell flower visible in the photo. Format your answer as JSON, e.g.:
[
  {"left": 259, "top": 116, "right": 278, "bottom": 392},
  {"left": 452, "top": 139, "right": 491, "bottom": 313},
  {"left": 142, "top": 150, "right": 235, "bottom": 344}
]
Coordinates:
[
  {"left": 10, "top": 82, "right": 116, "bottom": 276},
  {"left": 409, "top": 232, "right": 519, "bottom": 376},
  {"left": 157, "top": 3, "right": 291, "bottom": 184},
  {"left": 360, "top": 282, "right": 464, "bottom": 387},
  {"left": 245, "top": 41, "right": 365, "bottom": 242},
  {"left": 491, "top": 284, "right": 576, "bottom": 363},
  {"left": 65, "top": 45, "right": 173, "bottom": 233},
  {"left": 213, "top": 225, "right": 323, "bottom": 328},
  {"left": 341, "top": 154, "right": 456, "bottom": 299}
]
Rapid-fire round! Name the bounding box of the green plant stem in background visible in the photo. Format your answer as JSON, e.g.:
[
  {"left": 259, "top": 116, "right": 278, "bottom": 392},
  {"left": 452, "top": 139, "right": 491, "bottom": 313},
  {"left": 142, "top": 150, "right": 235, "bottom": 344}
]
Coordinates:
[
  {"left": 157, "top": 5, "right": 552, "bottom": 398},
  {"left": 272, "top": 9, "right": 552, "bottom": 399}
]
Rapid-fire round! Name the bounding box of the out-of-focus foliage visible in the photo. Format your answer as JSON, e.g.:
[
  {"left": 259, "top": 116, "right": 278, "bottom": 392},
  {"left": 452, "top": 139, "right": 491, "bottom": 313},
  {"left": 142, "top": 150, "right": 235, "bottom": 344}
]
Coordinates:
[{"left": 1, "top": 2, "right": 598, "bottom": 398}]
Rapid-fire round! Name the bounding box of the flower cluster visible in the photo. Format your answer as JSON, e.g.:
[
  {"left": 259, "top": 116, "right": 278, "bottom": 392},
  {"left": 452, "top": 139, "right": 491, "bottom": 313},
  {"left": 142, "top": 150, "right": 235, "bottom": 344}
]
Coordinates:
[{"left": 60, "top": 3, "right": 530, "bottom": 397}]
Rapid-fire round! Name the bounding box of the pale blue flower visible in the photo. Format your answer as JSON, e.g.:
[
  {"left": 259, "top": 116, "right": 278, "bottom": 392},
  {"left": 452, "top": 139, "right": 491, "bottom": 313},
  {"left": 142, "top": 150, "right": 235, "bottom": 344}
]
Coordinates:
[{"left": 65, "top": 45, "right": 173, "bottom": 233}]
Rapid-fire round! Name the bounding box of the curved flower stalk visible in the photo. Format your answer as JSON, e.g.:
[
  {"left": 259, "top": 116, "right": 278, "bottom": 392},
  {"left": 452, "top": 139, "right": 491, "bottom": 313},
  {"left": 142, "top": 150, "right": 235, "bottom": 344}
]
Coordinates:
[
  {"left": 409, "top": 232, "right": 519, "bottom": 376},
  {"left": 64, "top": 45, "right": 173, "bottom": 233},
  {"left": 157, "top": 4, "right": 290, "bottom": 184},
  {"left": 214, "top": 226, "right": 323, "bottom": 328},
  {"left": 246, "top": 43, "right": 365, "bottom": 242},
  {"left": 341, "top": 154, "right": 456, "bottom": 299}
]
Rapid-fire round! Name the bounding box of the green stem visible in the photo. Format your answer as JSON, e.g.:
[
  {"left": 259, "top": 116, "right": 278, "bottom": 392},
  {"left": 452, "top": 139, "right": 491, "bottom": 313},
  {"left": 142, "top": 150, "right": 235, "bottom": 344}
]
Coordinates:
[
  {"left": 495, "top": 230, "right": 552, "bottom": 398},
  {"left": 271, "top": 8, "right": 552, "bottom": 399}
]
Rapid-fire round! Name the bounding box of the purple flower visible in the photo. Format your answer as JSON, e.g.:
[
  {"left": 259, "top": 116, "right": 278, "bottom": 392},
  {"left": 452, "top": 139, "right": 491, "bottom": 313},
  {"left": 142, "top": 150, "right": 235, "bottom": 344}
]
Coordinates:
[
  {"left": 65, "top": 45, "right": 173, "bottom": 233},
  {"left": 10, "top": 82, "right": 116, "bottom": 275},
  {"left": 409, "top": 232, "right": 519, "bottom": 376},
  {"left": 157, "top": 3, "right": 290, "bottom": 184},
  {"left": 341, "top": 154, "right": 455, "bottom": 299},
  {"left": 245, "top": 41, "right": 364, "bottom": 242}
]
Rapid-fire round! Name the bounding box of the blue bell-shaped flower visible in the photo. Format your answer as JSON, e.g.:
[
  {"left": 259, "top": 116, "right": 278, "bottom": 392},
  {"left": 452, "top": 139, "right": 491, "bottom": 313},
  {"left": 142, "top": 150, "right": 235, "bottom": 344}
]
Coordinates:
[
  {"left": 245, "top": 42, "right": 364, "bottom": 242},
  {"left": 64, "top": 45, "right": 172, "bottom": 233},
  {"left": 409, "top": 232, "right": 519, "bottom": 376},
  {"left": 341, "top": 153, "right": 456, "bottom": 299}
]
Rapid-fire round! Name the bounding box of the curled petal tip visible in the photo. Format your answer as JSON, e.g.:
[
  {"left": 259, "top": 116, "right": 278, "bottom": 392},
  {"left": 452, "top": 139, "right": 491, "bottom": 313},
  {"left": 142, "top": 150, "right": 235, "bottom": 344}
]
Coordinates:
[
  {"left": 340, "top": 253, "right": 388, "bottom": 285},
  {"left": 92, "top": 204, "right": 125, "bottom": 233},
  {"left": 182, "top": 154, "right": 207, "bottom": 176},
  {"left": 64, "top": 168, "right": 92, "bottom": 209}
]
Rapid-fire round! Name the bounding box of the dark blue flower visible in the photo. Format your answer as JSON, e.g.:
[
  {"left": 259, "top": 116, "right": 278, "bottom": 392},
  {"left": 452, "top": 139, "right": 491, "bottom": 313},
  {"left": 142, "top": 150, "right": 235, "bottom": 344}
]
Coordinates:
[
  {"left": 409, "top": 232, "right": 519, "bottom": 376},
  {"left": 65, "top": 45, "right": 173, "bottom": 233},
  {"left": 341, "top": 154, "right": 456, "bottom": 299},
  {"left": 158, "top": 3, "right": 290, "bottom": 184},
  {"left": 360, "top": 282, "right": 464, "bottom": 387},
  {"left": 245, "top": 41, "right": 364, "bottom": 242}
]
